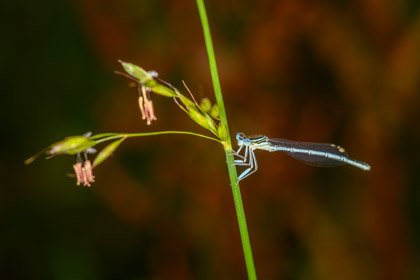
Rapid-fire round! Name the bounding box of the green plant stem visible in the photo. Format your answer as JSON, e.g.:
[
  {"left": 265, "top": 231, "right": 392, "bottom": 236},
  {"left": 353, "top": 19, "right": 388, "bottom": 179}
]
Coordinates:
[
  {"left": 91, "top": 131, "right": 221, "bottom": 145},
  {"left": 196, "top": 0, "right": 257, "bottom": 279}
]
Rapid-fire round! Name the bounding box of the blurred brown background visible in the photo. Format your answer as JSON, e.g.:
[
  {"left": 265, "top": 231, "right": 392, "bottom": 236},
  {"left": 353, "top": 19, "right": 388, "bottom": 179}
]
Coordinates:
[{"left": 3, "top": 0, "right": 420, "bottom": 279}]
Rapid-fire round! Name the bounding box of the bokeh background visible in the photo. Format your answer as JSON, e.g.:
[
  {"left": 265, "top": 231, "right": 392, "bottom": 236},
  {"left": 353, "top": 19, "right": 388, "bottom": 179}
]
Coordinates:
[{"left": 3, "top": 0, "right": 420, "bottom": 279}]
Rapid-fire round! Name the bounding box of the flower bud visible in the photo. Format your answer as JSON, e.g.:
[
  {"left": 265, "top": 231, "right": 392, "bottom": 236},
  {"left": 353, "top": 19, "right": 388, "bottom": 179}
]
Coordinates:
[
  {"left": 203, "top": 113, "right": 218, "bottom": 134},
  {"left": 210, "top": 104, "right": 219, "bottom": 119},
  {"left": 200, "top": 98, "right": 212, "bottom": 113},
  {"left": 188, "top": 107, "right": 211, "bottom": 130},
  {"left": 119, "top": 60, "right": 156, "bottom": 86},
  {"left": 150, "top": 84, "right": 176, "bottom": 97},
  {"left": 49, "top": 136, "right": 96, "bottom": 156},
  {"left": 178, "top": 93, "right": 196, "bottom": 108},
  {"left": 217, "top": 122, "right": 227, "bottom": 141}
]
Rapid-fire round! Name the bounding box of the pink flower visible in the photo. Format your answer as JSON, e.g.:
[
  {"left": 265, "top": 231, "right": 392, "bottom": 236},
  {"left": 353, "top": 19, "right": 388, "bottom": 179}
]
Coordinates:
[
  {"left": 73, "top": 162, "right": 84, "bottom": 186},
  {"left": 73, "top": 159, "right": 95, "bottom": 187},
  {"left": 138, "top": 85, "right": 157, "bottom": 125}
]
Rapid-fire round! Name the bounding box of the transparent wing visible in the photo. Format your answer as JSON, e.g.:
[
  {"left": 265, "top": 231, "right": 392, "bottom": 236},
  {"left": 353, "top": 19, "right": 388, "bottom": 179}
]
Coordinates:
[{"left": 268, "top": 138, "right": 349, "bottom": 167}]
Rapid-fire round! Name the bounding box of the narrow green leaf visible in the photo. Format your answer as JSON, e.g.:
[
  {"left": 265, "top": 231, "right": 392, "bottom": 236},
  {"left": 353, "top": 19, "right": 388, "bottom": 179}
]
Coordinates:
[{"left": 92, "top": 137, "right": 125, "bottom": 168}]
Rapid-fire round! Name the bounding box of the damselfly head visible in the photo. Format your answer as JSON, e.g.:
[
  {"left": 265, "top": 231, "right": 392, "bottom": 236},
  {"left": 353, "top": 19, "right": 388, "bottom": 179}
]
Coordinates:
[
  {"left": 236, "top": 133, "right": 252, "bottom": 147},
  {"left": 236, "top": 133, "right": 245, "bottom": 146},
  {"left": 236, "top": 133, "right": 245, "bottom": 141}
]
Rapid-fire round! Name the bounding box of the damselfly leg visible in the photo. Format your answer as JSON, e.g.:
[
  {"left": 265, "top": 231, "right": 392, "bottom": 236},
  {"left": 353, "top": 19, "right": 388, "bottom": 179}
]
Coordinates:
[
  {"left": 229, "top": 145, "right": 246, "bottom": 160},
  {"left": 232, "top": 145, "right": 259, "bottom": 182},
  {"left": 234, "top": 146, "right": 249, "bottom": 166},
  {"left": 236, "top": 149, "right": 258, "bottom": 181}
]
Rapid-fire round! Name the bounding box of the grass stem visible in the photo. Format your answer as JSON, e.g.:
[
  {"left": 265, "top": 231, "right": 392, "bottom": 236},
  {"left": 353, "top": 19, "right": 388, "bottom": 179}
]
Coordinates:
[
  {"left": 91, "top": 131, "right": 221, "bottom": 145},
  {"left": 196, "top": 0, "right": 257, "bottom": 279}
]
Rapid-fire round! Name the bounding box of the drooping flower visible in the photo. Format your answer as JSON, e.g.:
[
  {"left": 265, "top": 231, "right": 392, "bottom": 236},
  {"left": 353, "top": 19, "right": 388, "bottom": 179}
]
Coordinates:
[
  {"left": 73, "top": 161, "right": 84, "bottom": 186},
  {"left": 25, "top": 133, "right": 99, "bottom": 187},
  {"left": 73, "top": 152, "right": 95, "bottom": 187},
  {"left": 82, "top": 159, "right": 95, "bottom": 187},
  {"left": 138, "top": 85, "right": 157, "bottom": 125},
  {"left": 118, "top": 61, "right": 180, "bottom": 126}
]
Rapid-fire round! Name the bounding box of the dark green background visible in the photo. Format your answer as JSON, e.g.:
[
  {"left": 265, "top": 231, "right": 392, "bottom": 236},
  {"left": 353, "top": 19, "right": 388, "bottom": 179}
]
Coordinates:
[{"left": 3, "top": 0, "right": 420, "bottom": 279}]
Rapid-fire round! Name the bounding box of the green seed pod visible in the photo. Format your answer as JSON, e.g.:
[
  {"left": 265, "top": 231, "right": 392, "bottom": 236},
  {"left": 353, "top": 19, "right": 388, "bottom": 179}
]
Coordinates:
[
  {"left": 203, "top": 113, "right": 218, "bottom": 135},
  {"left": 178, "top": 93, "right": 196, "bottom": 108},
  {"left": 217, "top": 122, "right": 227, "bottom": 141},
  {"left": 92, "top": 138, "right": 125, "bottom": 168},
  {"left": 49, "top": 136, "right": 96, "bottom": 156},
  {"left": 119, "top": 61, "right": 156, "bottom": 85},
  {"left": 200, "top": 98, "right": 212, "bottom": 113},
  {"left": 210, "top": 104, "right": 219, "bottom": 119},
  {"left": 150, "top": 84, "right": 177, "bottom": 97},
  {"left": 188, "top": 106, "right": 212, "bottom": 130}
]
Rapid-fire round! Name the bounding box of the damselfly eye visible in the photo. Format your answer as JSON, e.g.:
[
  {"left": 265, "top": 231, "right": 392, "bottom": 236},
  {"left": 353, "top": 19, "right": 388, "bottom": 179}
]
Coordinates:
[
  {"left": 236, "top": 133, "right": 244, "bottom": 141},
  {"left": 243, "top": 139, "right": 251, "bottom": 146}
]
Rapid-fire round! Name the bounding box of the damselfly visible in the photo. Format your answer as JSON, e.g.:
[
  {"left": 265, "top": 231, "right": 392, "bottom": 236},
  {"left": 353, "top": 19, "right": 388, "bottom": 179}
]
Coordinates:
[{"left": 233, "top": 133, "right": 370, "bottom": 182}]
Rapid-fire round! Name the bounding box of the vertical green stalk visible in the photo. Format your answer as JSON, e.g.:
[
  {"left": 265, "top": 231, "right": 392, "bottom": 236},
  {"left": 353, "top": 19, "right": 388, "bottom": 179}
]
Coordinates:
[{"left": 196, "top": 1, "right": 257, "bottom": 279}]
